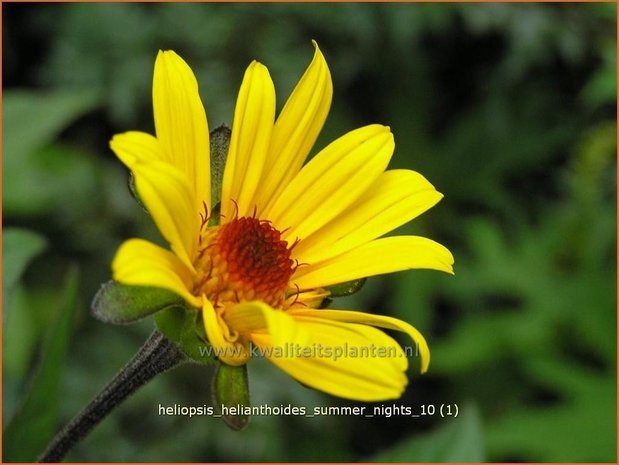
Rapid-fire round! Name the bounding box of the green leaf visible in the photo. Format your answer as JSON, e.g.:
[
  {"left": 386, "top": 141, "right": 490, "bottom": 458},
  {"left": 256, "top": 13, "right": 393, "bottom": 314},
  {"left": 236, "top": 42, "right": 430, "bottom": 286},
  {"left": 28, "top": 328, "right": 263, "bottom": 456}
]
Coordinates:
[
  {"left": 2, "top": 228, "right": 47, "bottom": 321},
  {"left": 91, "top": 281, "right": 185, "bottom": 325},
  {"left": 371, "top": 403, "right": 484, "bottom": 462},
  {"left": 3, "top": 267, "right": 79, "bottom": 462},
  {"left": 212, "top": 363, "right": 250, "bottom": 431},
  {"left": 3, "top": 89, "right": 100, "bottom": 162},
  {"left": 3, "top": 89, "right": 101, "bottom": 217},
  {"left": 3, "top": 286, "right": 40, "bottom": 391},
  {"left": 2, "top": 229, "right": 50, "bottom": 392},
  {"left": 580, "top": 40, "right": 616, "bottom": 109},
  {"left": 487, "top": 358, "right": 616, "bottom": 461},
  {"left": 4, "top": 142, "right": 101, "bottom": 218}
]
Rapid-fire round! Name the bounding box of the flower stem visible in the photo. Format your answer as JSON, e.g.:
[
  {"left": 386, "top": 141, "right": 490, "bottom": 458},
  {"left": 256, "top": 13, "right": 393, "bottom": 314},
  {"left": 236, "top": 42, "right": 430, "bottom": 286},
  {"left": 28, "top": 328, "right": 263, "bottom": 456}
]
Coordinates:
[{"left": 38, "top": 330, "right": 187, "bottom": 462}]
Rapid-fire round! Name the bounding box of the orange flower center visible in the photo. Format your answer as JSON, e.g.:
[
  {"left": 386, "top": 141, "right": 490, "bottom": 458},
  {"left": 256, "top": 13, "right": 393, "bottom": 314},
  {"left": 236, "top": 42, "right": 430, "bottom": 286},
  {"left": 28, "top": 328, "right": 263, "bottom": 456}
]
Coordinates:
[{"left": 194, "top": 216, "right": 295, "bottom": 308}]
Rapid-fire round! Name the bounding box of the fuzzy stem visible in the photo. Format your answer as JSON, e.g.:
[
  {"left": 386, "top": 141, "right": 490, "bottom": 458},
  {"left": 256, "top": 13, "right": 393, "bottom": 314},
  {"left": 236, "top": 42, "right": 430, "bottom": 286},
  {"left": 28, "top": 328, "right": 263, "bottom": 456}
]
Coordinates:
[{"left": 38, "top": 330, "right": 187, "bottom": 462}]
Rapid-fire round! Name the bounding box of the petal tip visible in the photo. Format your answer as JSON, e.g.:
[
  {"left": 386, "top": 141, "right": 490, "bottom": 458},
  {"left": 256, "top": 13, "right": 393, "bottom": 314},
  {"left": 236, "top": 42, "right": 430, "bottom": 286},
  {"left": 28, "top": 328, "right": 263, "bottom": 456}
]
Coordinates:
[
  {"left": 310, "top": 40, "right": 326, "bottom": 61},
  {"left": 155, "top": 49, "right": 169, "bottom": 64},
  {"left": 155, "top": 50, "right": 190, "bottom": 74},
  {"left": 443, "top": 261, "right": 455, "bottom": 275},
  {"left": 246, "top": 60, "right": 272, "bottom": 81}
]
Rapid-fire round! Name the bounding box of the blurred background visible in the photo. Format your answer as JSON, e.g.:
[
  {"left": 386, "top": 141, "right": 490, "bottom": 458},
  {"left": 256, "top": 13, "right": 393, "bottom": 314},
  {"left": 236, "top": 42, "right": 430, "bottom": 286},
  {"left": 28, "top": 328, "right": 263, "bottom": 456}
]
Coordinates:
[{"left": 3, "top": 3, "right": 616, "bottom": 462}]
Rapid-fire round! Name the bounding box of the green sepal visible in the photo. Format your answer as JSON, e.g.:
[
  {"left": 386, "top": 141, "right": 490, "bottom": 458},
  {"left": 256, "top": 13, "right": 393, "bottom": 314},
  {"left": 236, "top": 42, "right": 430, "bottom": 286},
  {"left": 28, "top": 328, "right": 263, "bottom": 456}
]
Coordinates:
[
  {"left": 128, "top": 172, "right": 148, "bottom": 213},
  {"left": 155, "top": 306, "right": 217, "bottom": 365},
  {"left": 209, "top": 124, "right": 231, "bottom": 213},
  {"left": 91, "top": 281, "right": 185, "bottom": 325},
  {"left": 153, "top": 305, "right": 184, "bottom": 343},
  {"left": 212, "top": 363, "right": 250, "bottom": 431},
  {"left": 126, "top": 125, "right": 230, "bottom": 215},
  {"left": 325, "top": 278, "right": 367, "bottom": 297},
  {"left": 209, "top": 202, "right": 221, "bottom": 227}
]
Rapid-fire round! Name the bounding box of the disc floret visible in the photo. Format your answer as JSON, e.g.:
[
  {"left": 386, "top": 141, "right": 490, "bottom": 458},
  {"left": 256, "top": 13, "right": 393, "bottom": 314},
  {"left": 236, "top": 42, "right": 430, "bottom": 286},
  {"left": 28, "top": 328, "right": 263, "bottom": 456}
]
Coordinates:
[{"left": 194, "top": 214, "right": 295, "bottom": 309}]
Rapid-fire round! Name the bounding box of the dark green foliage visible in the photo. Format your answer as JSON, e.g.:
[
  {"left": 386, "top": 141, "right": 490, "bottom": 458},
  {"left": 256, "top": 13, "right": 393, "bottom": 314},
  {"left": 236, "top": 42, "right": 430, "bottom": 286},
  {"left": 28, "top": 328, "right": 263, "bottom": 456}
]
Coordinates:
[
  {"left": 372, "top": 403, "right": 484, "bottom": 462},
  {"left": 4, "top": 269, "right": 79, "bottom": 462},
  {"left": 3, "top": 3, "right": 615, "bottom": 462}
]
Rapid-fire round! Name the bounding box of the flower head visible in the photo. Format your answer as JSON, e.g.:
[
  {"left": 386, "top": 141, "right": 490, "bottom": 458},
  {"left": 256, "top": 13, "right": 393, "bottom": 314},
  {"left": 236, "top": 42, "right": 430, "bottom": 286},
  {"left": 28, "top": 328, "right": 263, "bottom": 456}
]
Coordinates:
[{"left": 110, "top": 42, "right": 454, "bottom": 401}]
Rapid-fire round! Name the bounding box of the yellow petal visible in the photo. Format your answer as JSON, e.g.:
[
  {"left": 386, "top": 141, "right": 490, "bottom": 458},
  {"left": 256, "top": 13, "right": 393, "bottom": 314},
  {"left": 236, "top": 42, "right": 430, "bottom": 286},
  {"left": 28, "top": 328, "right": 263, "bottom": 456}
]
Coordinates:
[
  {"left": 112, "top": 238, "right": 199, "bottom": 307},
  {"left": 221, "top": 61, "right": 276, "bottom": 220},
  {"left": 293, "top": 169, "right": 444, "bottom": 264},
  {"left": 222, "top": 300, "right": 269, "bottom": 334},
  {"left": 251, "top": 312, "right": 409, "bottom": 401},
  {"left": 226, "top": 302, "right": 408, "bottom": 400},
  {"left": 255, "top": 41, "right": 333, "bottom": 215},
  {"left": 153, "top": 50, "right": 210, "bottom": 211},
  {"left": 222, "top": 301, "right": 306, "bottom": 346},
  {"left": 130, "top": 160, "right": 199, "bottom": 271},
  {"left": 110, "top": 131, "right": 165, "bottom": 167},
  {"left": 266, "top": 125, "right": 394, "bottom": 242},
  {"left": 293, "top": 236, "right": 454, "bottom": 290},
  {"left": 288, "top": 308, "right": 430, "bottom": 373},
  {"left": 202, "top": 298, "right": 250, "bottom": 366}
]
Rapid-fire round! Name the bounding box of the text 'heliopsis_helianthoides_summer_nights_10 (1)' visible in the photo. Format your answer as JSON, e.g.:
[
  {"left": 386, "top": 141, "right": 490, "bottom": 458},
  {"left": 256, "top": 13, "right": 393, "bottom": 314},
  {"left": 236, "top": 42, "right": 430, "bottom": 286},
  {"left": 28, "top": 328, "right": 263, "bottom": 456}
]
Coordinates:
[{"left": 108, "top": 41, "right": 454, "bottom": 402}]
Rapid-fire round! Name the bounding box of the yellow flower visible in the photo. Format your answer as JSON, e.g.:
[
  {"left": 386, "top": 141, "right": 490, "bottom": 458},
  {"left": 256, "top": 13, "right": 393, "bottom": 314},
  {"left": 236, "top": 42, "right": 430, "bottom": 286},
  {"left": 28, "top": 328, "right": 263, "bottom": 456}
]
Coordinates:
[{"left": 110, "top": 42, "right": 454, "bottom": 401}]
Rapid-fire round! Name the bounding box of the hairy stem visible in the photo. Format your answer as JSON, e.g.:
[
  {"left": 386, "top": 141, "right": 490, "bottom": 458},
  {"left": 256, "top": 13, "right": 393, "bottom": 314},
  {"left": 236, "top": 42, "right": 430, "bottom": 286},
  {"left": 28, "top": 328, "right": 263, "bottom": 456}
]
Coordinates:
[{"left": 38, "top": 330, "right": 187, "bottom": 462}]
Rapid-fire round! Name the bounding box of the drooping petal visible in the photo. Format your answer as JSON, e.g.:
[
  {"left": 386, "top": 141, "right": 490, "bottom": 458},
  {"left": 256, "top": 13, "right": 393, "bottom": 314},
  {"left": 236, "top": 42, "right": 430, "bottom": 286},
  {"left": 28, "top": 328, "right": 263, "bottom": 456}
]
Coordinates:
[
  {"left": 293, "top": 236, "right": 454, "bottom": 290},
  {"left": 112, "top": 238, "right": 199, "bottom": 307},
  {"left": 110, "top": 131, "right": 165, "bottom": 167},
  {"left": 129, "top": 160, "right": 199, "bottom": 271},
  {"left": 288, "top": 308, "right": 430, "bottom": 373},
  {"left": 221, "top": 61, "right": 276, "bottom": 220},
  {"left": 292, "top": 169, "right": 444, "bottom": 264},
  {"left": 224, "top": 301, "right": 408, "bottom": 400},
  {"left": 254, "top": 41, "right": 333, "bottom": 214},
  {"left": 223, "top": 301, "right": 307, "bottom": 347},
  {"left": 202, "top": 298, "right": 250, "bottom": 366},
  {"left": 153, "top": 50, "right": 210, "bottom": 211},
  {"left": 265, "top": 125, "right": 394, "bottom": 242},
  {"left": 245, "top": 312, "right": 408, "bottom": 401}
]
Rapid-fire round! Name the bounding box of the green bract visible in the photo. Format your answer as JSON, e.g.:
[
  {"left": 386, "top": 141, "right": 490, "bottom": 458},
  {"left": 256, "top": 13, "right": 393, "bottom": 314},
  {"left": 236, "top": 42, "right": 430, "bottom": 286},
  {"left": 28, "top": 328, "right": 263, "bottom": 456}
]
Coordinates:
[
  {"left": 155, "top": 306, "right": 216, "bottom": 364},
  {"left": 91, "top": 281, "right": 184, "bottom": 325},
  {"left": 212, "top": 363, "right": 250, "bottom": 431}
]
